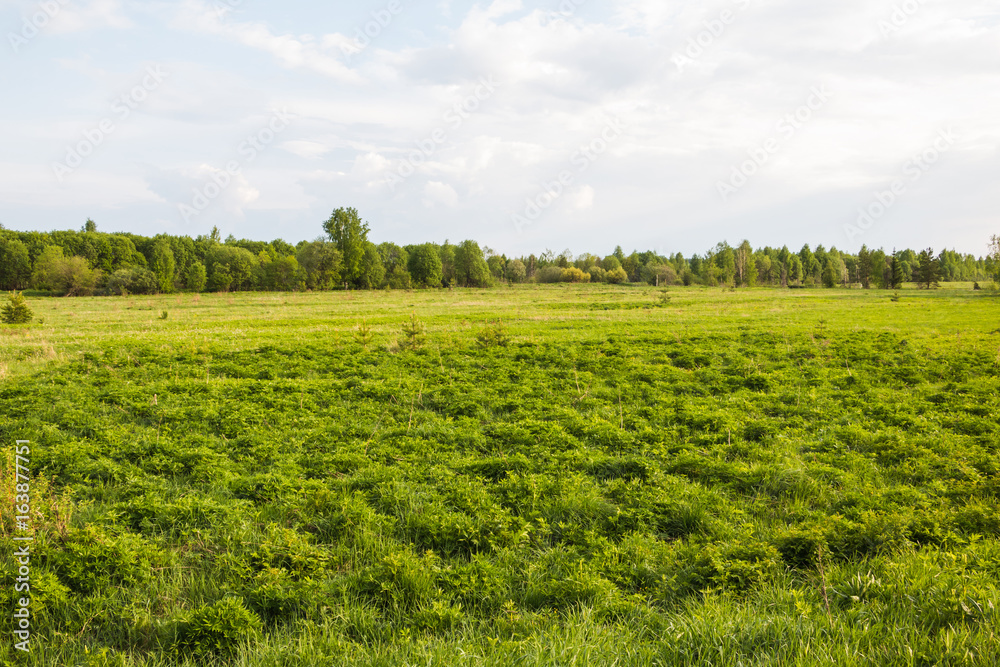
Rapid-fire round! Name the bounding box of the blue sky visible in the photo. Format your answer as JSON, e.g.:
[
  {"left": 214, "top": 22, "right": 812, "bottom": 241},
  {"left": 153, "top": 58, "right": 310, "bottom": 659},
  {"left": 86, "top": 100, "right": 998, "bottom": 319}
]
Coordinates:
[{"left": 1, "top": 0, "right": 998, "bottom": 257}]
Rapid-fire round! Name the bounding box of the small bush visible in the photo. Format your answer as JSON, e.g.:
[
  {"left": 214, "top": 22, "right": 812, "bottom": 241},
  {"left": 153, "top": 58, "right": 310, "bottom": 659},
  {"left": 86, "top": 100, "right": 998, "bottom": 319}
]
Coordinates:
[
  {"left": 107, "top": 268, "right": 159, "bottom": 295},
  {"left": 605, "top": 267, "right": 628, "bottom": 284},
  {"left": 355, "top": 320, "right": 374, "bottom": 348},
  {"left": 476, "top": 320, "right": 510, "bottom": 348},
  {"left": 1, "top": 291, "right": 33, "bottom": 324},
  {"left": 398, "top": 312, "right": 426, "bottom": 350},
  {"left": 172, "top": 597, "right": 261, "bottom": 657}
]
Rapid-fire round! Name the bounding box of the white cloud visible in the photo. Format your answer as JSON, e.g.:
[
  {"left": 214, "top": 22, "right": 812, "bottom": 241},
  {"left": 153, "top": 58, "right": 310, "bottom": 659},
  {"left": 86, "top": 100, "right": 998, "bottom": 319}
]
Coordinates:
[
  {"left": 2, "top": 0, "right": 999, "bottom": 255},
  {"left": 485, "top": 0, "right": 523, "bottom": 20},
  {"left": 171, "top": 0, "right": 362, "bottom": 83},
  {"left": 281, "top": 140, "right": 332, "bottom": 160},
  {"left": 423, "top": 181, "right": 459, "bottom": 207},
  {"left": 143, "top": 163, "right": 259, "bottom": 222},
  {"left": 46, "top": 0, "right": 132, "bottom": 34}
]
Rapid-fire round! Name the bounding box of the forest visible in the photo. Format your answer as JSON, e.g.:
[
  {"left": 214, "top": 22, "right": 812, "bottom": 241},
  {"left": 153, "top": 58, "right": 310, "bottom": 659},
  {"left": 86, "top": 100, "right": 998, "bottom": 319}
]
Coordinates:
[{"left": 1, "top": 209, "right": 996, "bottom": 296}]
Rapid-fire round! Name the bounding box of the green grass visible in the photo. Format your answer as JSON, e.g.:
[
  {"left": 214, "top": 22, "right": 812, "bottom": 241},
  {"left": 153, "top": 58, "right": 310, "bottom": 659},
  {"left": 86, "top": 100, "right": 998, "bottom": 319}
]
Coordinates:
[{"left": 2, "top": 284, "right": 999, "bottom": 666}]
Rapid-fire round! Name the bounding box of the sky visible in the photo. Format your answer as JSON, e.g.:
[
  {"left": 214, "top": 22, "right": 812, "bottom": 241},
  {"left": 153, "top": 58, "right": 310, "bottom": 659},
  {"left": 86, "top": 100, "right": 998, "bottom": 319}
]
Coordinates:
[{"left": 0, "top": 0, "right": 998, "bottom": 258}]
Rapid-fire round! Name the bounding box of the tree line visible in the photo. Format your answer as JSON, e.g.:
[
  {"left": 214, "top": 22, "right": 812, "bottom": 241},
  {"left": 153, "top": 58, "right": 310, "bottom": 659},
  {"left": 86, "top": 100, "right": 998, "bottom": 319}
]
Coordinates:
[{"left": 1, "top": 211, "right": 997, "bottom": 295}]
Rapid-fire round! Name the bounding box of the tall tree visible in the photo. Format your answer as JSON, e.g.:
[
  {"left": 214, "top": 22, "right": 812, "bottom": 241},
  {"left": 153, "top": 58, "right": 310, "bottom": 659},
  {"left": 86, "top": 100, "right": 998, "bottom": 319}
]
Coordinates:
[
  {"left": 990, "top": 235, "right": 1000, "bottom": 282},
  {"left": 890, "top": 252, "right": 904, "bottom": 289},
  {"left": 858, "top": 245, "right": 873, "bottom": 289},
  {"left": 454, "top": 240, "right": 491, "bottom": 287},
  {"left": 357, "top": 242, "right": 385, "bottom": 289},
  {"left": 296, "top": 241, "right": 342, "bottom": 290},
  {"left": 0, "top": 238, "right": 32, "bottom": 290},
  {"left": 322, "top": 207, "right": 370, "bottom": 287},
  {"left": 408, "top": 243, "right": 443, "bottom": 287},
  {"left": 915, "top": 248, "right": 941, "bottom": 289},
  {"left": 150, "top": 239, "right": 176, "bottom": 293}
]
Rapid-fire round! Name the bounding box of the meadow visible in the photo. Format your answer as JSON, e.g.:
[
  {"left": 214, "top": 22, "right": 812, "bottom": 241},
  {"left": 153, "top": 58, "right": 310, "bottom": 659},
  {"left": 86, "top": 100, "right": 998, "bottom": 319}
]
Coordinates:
[{"left": 1, "top": 283, "right": 999, "bottom": 666}]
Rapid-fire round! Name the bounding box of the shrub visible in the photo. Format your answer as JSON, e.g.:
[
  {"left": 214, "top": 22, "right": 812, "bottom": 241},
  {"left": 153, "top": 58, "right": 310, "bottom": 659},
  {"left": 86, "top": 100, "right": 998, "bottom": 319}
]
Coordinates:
[
  {"left": 589, "top": 266, "right": 607, "bottom": 283},
  {"left": 31, "top": 246, "right": 100, "bottom": 295},
  {"left": 399, "top": 312, "right": 426, "bottom": 350},
  {"left": 534, "top": 266, "right": 564, "bottom": 283},
  {"left": 107, "top": 268, "right": 159, "bottom": 295},
  {"left": 605, "top": 267, "right": 628, "bottom": 284},
  {"left": 1, "top": 291, "right": 33, "bottom": 324},
  {"left": 172, "top": 597, "right": 261, "bottom": 657},
  {"left": 561, "top": 267, "right": 590, "bottom": 283},
  {"left": 186, "top": 261, "right": 207, "bottom": 291},
  {"left": 355, "top": 320, "right": 374, "bottom": 348},
  {"left": 476, "top": 320, "right": 510, "bottom": 348}
]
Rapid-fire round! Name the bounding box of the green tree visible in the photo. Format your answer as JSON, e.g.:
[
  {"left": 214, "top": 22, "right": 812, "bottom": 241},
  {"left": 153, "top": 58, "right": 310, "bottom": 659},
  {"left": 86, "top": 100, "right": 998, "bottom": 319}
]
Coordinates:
[
  {"left": 890, "top": 253, "right": 904, "bottom": 289},
  {"left": 31, "top": 246, "right": 100, "bottom": 296},
  {"left": 989, "top": 235, "right": 1000, "bottom": 282},
  {"left": 207, "top": 246, "right": 258, "bottom": 292},
  {"left": 186, "top": 261, "right": 207, "bottom": 292},
  {"left": 356, "top": 242, "right": 385, "bottom": 289},
  {"left": 209, "top": 264, "right": 233, "bottom": 292},
  {"left": 454, "top": 240, "right": 491, "bottom": 287},
  {"left": 83, "top": 218, "right": 97, "bottom": 233},
  {"left": 150, "top": 239, "right": 176, "bottom": 293},
  {"left": 378, "top": 242, "right": 411, "bottom": 289},
  {"left": 296, "top": 241, "right": 342, "bottom": 290},
  {"left": 642, "top": 262, "right": 677, "bottom": 286},
  {"left": 1, "top": 291, "right": 33, "bottom": 324},
  {"left": 438, "top": 241, "right": 456, "bottom": 285},
  {"left": 322, "top": 207, "right": 370, "bottom": 287},
  {"left": 408, "top": 244, "right": 443, "bottom": 287},
  {"left": 858, "top": 245, "right": 873, "bottom": 288},
  {"left": 0, "top": 239, "right": 32, "bottom": 290},
  {"left": 487, "top": 255, "right": 506, "bottom": 282},
  {"left": 605, "top": 267, "right": 628, "bottom": 284},
  {"left": 506, "top": 259, "right": 527, "bottom": 284},
  {"left": 822, "top": 260, "right": 838, "bottom": 288},
  {"left": 915, "top": 248, "right": 941, "bottom": 289},
  {"left": 788, "top": 255, "right": 802, "bottom": 284},
  {"left": 735, "top": 240, "right": 756, "bottom": 287}
]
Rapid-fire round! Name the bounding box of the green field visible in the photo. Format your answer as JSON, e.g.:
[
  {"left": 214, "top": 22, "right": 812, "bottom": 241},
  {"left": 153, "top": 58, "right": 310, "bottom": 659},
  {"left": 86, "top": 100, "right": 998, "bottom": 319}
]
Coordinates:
[{"left": 2, "top": 284, "right": 999, "bottom": 666}]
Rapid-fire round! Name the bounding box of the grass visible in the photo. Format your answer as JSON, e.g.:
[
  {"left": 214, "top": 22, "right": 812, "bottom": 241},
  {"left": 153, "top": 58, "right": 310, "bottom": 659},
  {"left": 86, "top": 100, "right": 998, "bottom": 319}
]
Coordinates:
[{"left": 1, "top": 283, "right": 999, "bottom": 666}]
